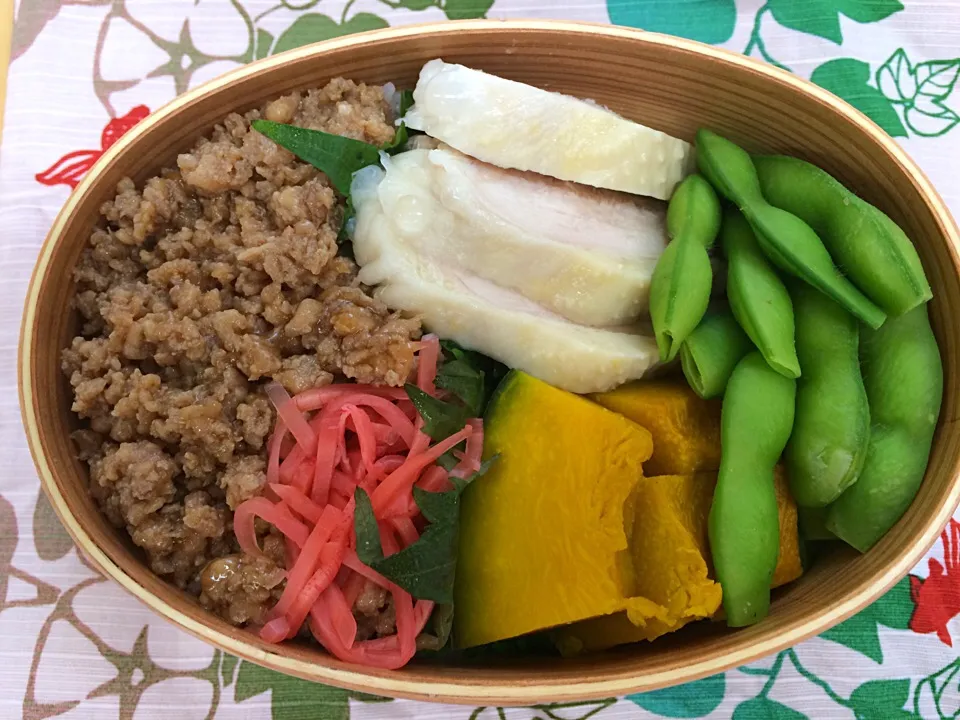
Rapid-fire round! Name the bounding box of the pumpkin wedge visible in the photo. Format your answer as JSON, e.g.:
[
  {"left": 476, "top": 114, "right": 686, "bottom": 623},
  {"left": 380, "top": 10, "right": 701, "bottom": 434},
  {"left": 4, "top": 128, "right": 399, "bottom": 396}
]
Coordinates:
[
  {"left": 592, "top": 380, "right": 721, "bottom": 476},
  {"left": 556, "top": 466, "right": 802, "bottom": 654},
  {"left": 454, "top": 370, "right": 661, "bottom": 649}
]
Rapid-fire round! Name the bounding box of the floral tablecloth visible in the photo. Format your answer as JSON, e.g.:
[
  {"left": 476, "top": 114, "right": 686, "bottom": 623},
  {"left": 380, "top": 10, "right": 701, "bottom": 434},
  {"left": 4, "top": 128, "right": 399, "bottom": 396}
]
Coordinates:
[{"left": 3, "top": 1, "right": 960, "bottom": 718}]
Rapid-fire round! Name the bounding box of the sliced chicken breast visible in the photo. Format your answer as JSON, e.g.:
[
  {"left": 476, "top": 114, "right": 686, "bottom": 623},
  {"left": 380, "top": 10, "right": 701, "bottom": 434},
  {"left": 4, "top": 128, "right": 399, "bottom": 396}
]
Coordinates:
[
  {"left": 351, "top": 165, "right": 660, "bottom": 394},
  {"left": 370, "top": 147, "right": 667, "bottom": 326},
  {"left": 404, "top": 59, "right": 695, "bottom": 201}
]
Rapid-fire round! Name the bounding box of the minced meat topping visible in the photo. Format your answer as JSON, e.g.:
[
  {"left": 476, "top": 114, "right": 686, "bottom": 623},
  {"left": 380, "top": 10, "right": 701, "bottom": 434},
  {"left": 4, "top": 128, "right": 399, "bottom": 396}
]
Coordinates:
[{"left": 62, "top": 78, "right": 421, "bottom": 627}]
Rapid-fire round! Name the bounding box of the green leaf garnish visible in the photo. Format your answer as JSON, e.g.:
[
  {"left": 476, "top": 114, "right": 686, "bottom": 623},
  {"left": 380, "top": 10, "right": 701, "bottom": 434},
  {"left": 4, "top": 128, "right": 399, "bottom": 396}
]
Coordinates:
[
  {"left": 461, "top": 454, "right": 498, "bottom": 488},
  {"left": 435, "top": 359, "right": 485, "bottom": 416},
  {"left": 439, "top": 338, "right": 469, "bottom": 361},
  {"left": 398, "top": 89, "right": 415, "bottom": 116},
  {"left": 404, "top": 384, "right": 470, "bottom": 441},
  {"left": 404, "top": 343, "right": 505, "bottom": 464},
  {"left": 439, "top": 339, "right": 508, "bottom": 409},
  {"left": 430, "top": 603, "right": 455, "bottom": 649},
  {"left": 382, "top": 90, "right": 416, "bottom": 156},
  {"left": 252, "top": 119, "right": 381, "bottom": 195},
  {"left": 436, "top": 451, "right": 460, "bottom": 472},
  {"left": 382, "top": 124, "right": 409, "bottom": 155},
  {"left": 366, "top": 343, "right": 505, "bottom": 607},
  {"left": 372, "top": 487, "right": 461, "bottom": 603},
  {"left": 255, "top": 90, "right": 414, "bottom": 241},
  {"left": 337, "top": 194, "right": 356, "bottom": 244},
  {"left": 254, "top": 88, "right": 414, "bottom": 245},
  {"left": 350, "top": 485, "right": 459, "bottom": 604},
  {"left": 353, "top": 488, "right": 383, "bottom": 566},
  {"left": 412, "top": 484, "right": 455, "bottom": 524},
  {"left": 351, "top": 458, "right": 497, "bottom": 604}
]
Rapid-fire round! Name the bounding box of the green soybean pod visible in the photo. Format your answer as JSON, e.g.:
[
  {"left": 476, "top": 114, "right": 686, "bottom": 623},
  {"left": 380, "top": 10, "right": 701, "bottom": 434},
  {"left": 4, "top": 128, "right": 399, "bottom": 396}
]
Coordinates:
[
  {"left": 679, "top": 308, "right": 752, "bottom": 399},
  {"left": 696, "top": 129, "right": 887, "bottom": 330},
  {"left": 826, "top": 305, "right": 943, "bottom": 552},
  {"left": 666, "top": 173, "right": 723, "bottom": 241},
  {"left": 754, "top": 155, "right": 931, "bottom": 316},
  {"left": 722, "top": 208, "right": 800, "bottom": 379},
  {"left": 798, "top": 506, "right": 834, "bottom": 542},
  {"left": 785, "top": 282, "right": 870, "bottom": 507},
  {"left": 649, "top": 174, "right": 722, "bottom": 362},
  {"left": 710, "top": 351, "right": 796, "bottom": 627}
]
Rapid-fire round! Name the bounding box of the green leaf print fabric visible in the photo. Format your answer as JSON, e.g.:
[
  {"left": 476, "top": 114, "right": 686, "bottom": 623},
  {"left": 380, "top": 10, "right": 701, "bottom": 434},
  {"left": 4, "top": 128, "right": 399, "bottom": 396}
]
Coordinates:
[
  {"left": 811, "top": 58, "right": 909, "bottom": 136},
  {"left": 4, "top": 1, "right": 960, "bottom": 718}
]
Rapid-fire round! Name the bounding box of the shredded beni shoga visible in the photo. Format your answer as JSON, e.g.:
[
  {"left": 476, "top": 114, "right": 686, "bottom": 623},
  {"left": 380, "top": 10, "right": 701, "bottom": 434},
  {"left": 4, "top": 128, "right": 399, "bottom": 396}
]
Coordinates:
[{"left": 233, "top": 335, "right": 483, "bottom": 668}]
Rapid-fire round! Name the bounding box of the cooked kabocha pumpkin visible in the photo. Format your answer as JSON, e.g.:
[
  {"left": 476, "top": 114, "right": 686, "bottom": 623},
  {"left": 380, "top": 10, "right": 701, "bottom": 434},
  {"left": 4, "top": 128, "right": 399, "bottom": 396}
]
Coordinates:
[
  {"left": 555, "top": 466, "right": 802, "bottom": 654},
  {"left": 770, "top": 466, "right": 803, "bottom": 588},
  {"left": 454, "top": 370, "right": 667, "bottom": 649},
  {"left": 591, "top": 380, "right": 721, "bottom": 476}
]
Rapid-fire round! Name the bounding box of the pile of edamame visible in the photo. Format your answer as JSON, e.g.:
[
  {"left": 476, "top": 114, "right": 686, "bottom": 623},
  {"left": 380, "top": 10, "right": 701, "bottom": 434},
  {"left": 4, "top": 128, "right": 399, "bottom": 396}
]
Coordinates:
[{"left": 649, "top": 129, "right": 943, "bottom": 628}]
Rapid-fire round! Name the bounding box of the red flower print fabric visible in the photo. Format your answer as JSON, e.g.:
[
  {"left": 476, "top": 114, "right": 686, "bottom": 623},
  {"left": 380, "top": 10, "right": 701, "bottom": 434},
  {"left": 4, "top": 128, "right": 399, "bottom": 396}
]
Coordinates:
[
  {"left": 910, "top": 519, "right": 960, "bottom": 646},
  {"left": 35, "top": 105, "right": 150, "bottom": 189}
]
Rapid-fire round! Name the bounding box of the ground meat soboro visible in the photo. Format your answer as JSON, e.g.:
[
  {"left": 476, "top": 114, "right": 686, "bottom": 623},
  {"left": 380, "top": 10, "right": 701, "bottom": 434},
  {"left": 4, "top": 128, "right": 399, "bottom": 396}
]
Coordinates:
[{"left": 62, "top": 79, "right": 421, "bottom": 627}]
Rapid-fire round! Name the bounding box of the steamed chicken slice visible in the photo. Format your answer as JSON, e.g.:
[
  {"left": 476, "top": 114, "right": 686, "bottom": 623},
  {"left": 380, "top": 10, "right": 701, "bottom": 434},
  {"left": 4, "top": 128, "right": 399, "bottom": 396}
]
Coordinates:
[
  {"left": 404, "top": 59, "right": 695, "bottom": 201},
  {"left": 373, "top": 147, "right": 667, "bottom": 326},
  {"left": 351, "top": 166, "right": 660, "bottom": 394}
]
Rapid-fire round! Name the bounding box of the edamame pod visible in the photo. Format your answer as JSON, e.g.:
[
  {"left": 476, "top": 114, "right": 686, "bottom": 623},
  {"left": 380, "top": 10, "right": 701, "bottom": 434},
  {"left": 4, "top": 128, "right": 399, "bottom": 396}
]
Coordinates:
[
  {"left": 650, "top": 174, "right": 722, "bottom": 362},
  {"left": 785, "top": 282, "right": 870, "bottom": 507},
  {"left": 696, "top": 129, "right": 887, "bottom": 329},
  {"left": 666, "top": 173, "right": 723, "bottom": 242},
  {"left": 826, "top": 305, "right": 943, "bottom": 552},
  {"left": 754, "top": 155, "right": 931, "bottom": 316},
  {"left": 722, "top": 208, "right": 800, "bottom": 379},
  {"left": 710, "top": 351, "right": 796, "bottom": 627},
  {"left": 798, "top": 506, "right": 834, "bottom": 542},
  {"left": 680, "top": 308, "right": 752, "bottom": 399}
]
